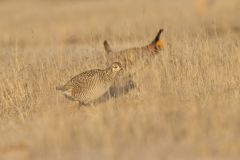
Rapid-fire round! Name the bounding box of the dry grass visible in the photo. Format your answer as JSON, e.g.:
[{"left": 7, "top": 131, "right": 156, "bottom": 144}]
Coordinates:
[{"left": 0, "top": 0, "right": 240, "bottom": 159}]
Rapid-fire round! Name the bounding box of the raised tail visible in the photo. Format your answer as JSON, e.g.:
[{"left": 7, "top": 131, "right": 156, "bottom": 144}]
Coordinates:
[
  {"left": 148, "top": 29, "right": 164, "bottom": 51},
  {"left": 151, "top": 29, "right": 164, "bottom": 45},
  {"left": 103, "top": 40, "right": 113, "bottom": 54}
]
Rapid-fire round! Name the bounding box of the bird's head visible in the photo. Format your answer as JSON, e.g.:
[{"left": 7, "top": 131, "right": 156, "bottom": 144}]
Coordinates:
[{"left": 111, "top": 62, "right": 123, "bottom": 73}]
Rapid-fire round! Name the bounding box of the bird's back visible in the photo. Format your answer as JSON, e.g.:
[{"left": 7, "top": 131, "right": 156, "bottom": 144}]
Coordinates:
[
  {"left": 57, "top": 69, "right": 114, "bottom": 103},
  {"left": 107, "top": 48, "right": 146, "bottom": 72}
]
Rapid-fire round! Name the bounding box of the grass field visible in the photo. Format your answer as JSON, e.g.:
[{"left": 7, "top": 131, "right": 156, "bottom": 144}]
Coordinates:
[{"left": 0, "top": 0, "right": 240, "bottom": 159}]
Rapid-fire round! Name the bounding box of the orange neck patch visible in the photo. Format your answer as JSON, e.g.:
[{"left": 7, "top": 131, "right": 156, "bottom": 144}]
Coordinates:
[{"left": 156, "top": 40, "right": 164, "bottom": 49}]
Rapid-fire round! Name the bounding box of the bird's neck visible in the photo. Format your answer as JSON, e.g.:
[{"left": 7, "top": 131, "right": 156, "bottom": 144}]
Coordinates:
[{"left": 105, "top": 68, "right": 117, "bottom": 80}]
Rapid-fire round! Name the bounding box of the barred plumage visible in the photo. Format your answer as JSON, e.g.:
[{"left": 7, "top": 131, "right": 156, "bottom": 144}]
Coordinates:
[{"left": 56, "top": 62, "right": 122, "bottom": 105}]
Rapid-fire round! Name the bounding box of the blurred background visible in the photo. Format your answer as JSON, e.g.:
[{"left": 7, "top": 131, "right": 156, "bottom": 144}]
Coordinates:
[
  {"left": 0, "top": 0, "right": 240, "bottom": 160},
  {"left": 0, "top": 0, "right": 239, "bottom": 47}
]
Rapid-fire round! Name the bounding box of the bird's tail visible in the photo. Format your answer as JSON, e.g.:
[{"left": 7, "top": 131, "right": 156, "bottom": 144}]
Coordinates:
[
  {"left": 103, "top": 40, "right": 113, "bottom": 54},
  {"left": 148, "top": 29, "right": 164, "bottom": 51}
]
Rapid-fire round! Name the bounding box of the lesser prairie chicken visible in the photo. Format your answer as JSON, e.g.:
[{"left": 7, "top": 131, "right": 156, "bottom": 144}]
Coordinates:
[{"left": 56, "top": 62, "right": 123, "bottom": 105}]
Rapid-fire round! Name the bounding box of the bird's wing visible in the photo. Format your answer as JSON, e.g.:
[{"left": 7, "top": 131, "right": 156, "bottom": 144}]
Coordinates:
[{"left": 63, "top": 69, "right": 102, "bottom": 89}]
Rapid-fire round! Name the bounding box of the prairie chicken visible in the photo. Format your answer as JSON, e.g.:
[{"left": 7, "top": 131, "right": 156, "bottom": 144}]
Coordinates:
[
  {"left": 103, "top": 29, "right": 164, "bottom": 71},
  {"left": 103, "top": 29, "right": 164, "bottom": 97},
  {"left": 56, "top": 62, "right": 123, "bottom": 105}
]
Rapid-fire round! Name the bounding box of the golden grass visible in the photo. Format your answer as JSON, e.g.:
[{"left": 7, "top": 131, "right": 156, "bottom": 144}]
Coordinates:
[{"left": 0, "top": 0, "right": 240, "bottom": 159}]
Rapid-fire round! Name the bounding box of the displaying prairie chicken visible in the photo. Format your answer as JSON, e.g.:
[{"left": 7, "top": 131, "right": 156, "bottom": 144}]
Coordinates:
[
  {"left": 56, "top": 62, "right": 123, "bottom": 105},
  {"left": 103, "top": 29, "right": 164, "bottom": 97},
  {"left": 103, "top": 29, "right": 164, "bottom": 72}
]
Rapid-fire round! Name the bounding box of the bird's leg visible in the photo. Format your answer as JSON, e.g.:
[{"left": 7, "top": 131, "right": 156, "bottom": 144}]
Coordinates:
[
  {"left": 109, "top": 84, "right": 119, "bottom": 98},
  {"left": 108, "top": 78, "right": 137, "bottom": 99},
  {"left": 125, "top": 79, "right": 137, "bottom": 91},
  {"left": 128, "top": 79, "right": 141, "bottom": 98},
  {"left": 126, "top": 73, "right": 142, "bottom": 97}
]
